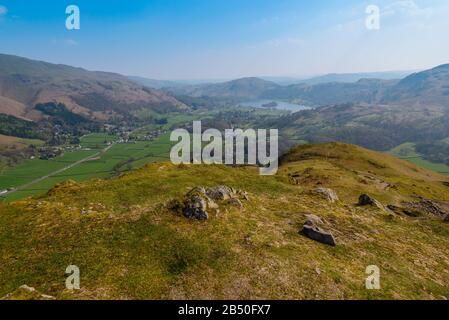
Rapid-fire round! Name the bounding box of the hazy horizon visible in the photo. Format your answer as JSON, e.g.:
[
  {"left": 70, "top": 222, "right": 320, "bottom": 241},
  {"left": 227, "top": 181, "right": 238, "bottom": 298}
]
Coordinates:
[{"left": 1, "top": 0, "right": 448, "bottom": 79}]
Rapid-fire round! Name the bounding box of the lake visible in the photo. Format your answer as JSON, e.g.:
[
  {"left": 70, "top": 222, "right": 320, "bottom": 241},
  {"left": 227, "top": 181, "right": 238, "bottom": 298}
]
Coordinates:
[{"left": 239, "top": 100, "right": 311, "bottom": 112}]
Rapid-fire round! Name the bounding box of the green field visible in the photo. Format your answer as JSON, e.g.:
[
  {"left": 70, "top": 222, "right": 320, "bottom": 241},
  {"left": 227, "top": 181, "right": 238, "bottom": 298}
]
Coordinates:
[
  {"left": 0, "top": 133, "right": 174, "bottom": 202},
  {"left": 389, "top": 142, "right": 449, "bottom": 175}
]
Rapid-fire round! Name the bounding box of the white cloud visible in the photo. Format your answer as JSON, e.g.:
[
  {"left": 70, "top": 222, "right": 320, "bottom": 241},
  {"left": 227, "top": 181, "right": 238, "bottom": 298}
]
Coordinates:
[
  {"left": 0, "top": 5, "right": 7, "bottom": 15},
  {"left": 383, "top": 1, "right": 433, "bottom": 18}
]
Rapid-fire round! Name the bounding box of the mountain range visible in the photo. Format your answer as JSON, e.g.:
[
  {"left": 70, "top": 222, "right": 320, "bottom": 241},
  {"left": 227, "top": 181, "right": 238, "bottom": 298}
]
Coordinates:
[
  {"left": 1, "top": 54, "right": 449, "bottom": 300},
  {"left": 1, "top": 53, "right": 449, "bottom": 159},
  {"left": 0, "top": 54, "right": 186, "bottom": 122},
  {"left": 2, "top": 54, "right": 448, "bottom": 121},
  {"left": 159, "top": 64, "right": 449, "bottom": 108}
]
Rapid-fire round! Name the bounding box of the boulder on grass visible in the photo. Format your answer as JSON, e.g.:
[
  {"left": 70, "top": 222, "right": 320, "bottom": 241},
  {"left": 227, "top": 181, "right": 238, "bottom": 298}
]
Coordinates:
[
  {"left": 314, "top": 188, "right": 339, "bottom": 203},
  {"left": 300, "top": 216, "right": 336, "bottom": 246},
  {"left": 205, "top": 185, "right": 233, "bottom": 201},
  {"left": 174, "top": 186, "right": 248, "bottom": 220},
  {"left": 358, "top": 194, "right": 377, "bottom": 206},
  {"left": 358, "top": 194, "right": 388, "bottom": 212},
  {"left": 183, "top": 194, "right": 209, "bottom": 220}
]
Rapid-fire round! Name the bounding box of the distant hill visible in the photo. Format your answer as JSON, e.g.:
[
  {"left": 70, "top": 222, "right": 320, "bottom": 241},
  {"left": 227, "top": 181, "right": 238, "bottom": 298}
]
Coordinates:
[
  {"left": 128, "top": 76, "right": 229, "bottom": 89},
  {"left": 269, "top": 103, "right": 449, "bottom": 151},
  {"left": 299, "top": 71, "right": 413, "bottom": 85},
  {"left": 0, "top": 54, "right": 186, "bottom": 121},
  {"left": 166, "top": 66, "right": 449, "bottom": 108},
  {"left": 263, "top": 79, "right": 397, "bottom": 106},
  {"left": 263, "top": 66, "right": 449, "bottom": 107},
  {"left": 127, "top": 76, "right": 184, "bottom": 89},
  {"left": 382, "top": 64, "right": 449, "bottom": 106},
  {"left": 168, "top": 77, "right": 280, "bottom": 100}
]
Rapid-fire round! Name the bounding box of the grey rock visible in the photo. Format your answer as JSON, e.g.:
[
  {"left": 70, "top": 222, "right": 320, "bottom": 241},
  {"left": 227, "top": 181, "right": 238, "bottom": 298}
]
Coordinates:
[
  {"left": 187, "top": 186, "right": 207, "bottom": 196},
  {"left": 205, "top": 185, "right": 233, "bottom": 201},
  {"left": 314, "top": 188, "right": 339, "bottom": 203},
  {"left": 404, "top": 199, "right": 448, "bottom": 217},
  {"left": 183, "top": 195, "right": 209, "bottom": 220},
  {"left": 301, "top": 216, "right": 336, "bottom": 246},
  {"left": 301, "top": 224, "right": 337, "bottom": 246},
  {"left": 228, "top": 198, "right": 244, "bottom": 210},
  {"left": 178, "top": 185, "right": 248, "bottom": 220},
  {"left": 304, "top": 214, "right": 325, "bottom": 225},
  {"left": 358, "top": 194, "right": 376, "bottom": 206},
  {"left": 358, "top": 194, "right": 388, "bottom": 211}
]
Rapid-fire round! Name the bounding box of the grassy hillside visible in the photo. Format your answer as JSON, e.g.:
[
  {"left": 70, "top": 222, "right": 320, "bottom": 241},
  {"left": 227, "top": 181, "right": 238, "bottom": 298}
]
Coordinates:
[
  {"left": 169, "top": 77, "right": 280, "bottom": 100},
  {"left": 0, "top": 134, "right": 44, "bottom": 170},
  {"left": 383, "top": 64, "right": 449, "bottom": 106},
  {"left": 389, "top": 142, "right": 449, "bottom": 175},
  {"left": 0, "top": 53, "right": 186, "bottom": 121},
  {"left": 270, "top": 103, "right": 449, "bottom": 151},
  {"left": 1, "top": 143, "right": 449, "bottom": 300}
]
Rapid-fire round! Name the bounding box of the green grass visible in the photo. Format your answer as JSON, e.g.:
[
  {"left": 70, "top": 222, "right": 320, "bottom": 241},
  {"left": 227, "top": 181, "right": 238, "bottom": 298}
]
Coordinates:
[
  {"left": 80, "top": 133, "right": 116, "bottom": 148},
  {"left": 0, "top": 133, "right": 174, "bottom": 202},
  {"left": 132, "top": 111, "right": 211, "bottom": 134},
  {"left": 389, "top": 142, "right": 449, "bottom": 175},
  {"left": 0, "top": 150, "right": 99, "bottom": 190},
  {"left": 1, "top": 142, "right": 449, "bottom": 299}
]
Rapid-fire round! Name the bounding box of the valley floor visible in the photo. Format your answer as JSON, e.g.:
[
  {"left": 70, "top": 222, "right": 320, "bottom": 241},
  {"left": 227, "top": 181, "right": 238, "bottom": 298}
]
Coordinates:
[{"left": 0, "top": 133, "right": 173, "bottom": 202}]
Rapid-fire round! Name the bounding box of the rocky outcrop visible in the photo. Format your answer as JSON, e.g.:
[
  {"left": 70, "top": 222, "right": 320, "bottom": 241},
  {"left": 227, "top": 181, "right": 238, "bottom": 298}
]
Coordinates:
[
  {"left": 403, "top": 199, "right": 448, "bottom": 218},
  {"left": 227, "top": 198, "right": 244, "bottom": 210},
  {"left": 172, "top": 186, "right": 248, "bottom": 220},
  {"left": 205, "top": 185, "right": 234, "bottom": 201},
  {"left": 300, "top": 215, "right": 336, "bottom": 246},
  {"left": 358, "top": 194, "right": 389, "bottom": 212},
  {"left": 183, "top": 190, "right": 210, "bottom": 220},
  {"left": 314, "top": 188, "right": 339, "bottom": 203},
  {"left": 359, "top": 194, "right": 376, "bottom": 206}
]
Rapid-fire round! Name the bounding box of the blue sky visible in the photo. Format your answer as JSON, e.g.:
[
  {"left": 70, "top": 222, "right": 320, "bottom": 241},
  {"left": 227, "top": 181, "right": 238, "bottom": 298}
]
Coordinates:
[{"left": 0, "top": 0, "right": 448, "bottom": 79}]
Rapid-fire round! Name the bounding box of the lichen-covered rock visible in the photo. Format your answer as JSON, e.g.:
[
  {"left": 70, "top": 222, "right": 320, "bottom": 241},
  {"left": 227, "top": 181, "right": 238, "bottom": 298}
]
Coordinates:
[
  {"left": 314, "top": 188, "right": 339, "bottom": 203},
  {"left": 183, "top": 193, "right": 209, "bottom": 220},
  {"left": 173, "top": 185, "right": 248, "bottom": 220},
  {"left": 205, "top": 185, "right": 233, "bottom": 201}
]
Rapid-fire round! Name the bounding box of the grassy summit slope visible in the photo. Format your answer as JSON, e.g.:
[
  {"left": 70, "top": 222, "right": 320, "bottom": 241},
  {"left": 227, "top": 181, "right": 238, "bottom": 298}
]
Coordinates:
[{"left": 1, "top": 143, "right": 449, "bottom": 300}]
